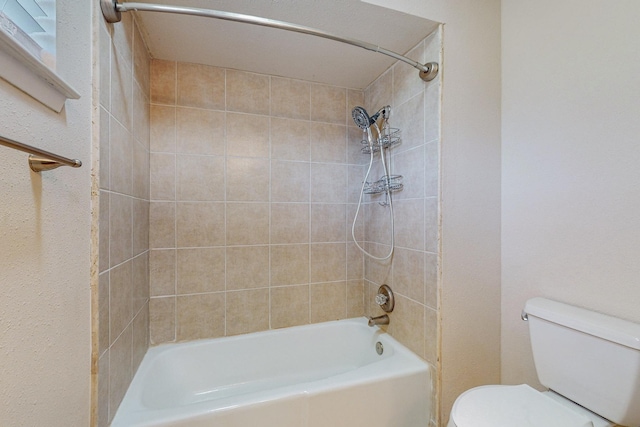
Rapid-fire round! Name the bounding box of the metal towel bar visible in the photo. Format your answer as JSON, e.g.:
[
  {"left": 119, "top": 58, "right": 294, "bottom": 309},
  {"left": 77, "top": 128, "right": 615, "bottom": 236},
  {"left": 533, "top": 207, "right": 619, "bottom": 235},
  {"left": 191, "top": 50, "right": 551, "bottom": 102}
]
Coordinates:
[{"left": 0, "top": 134, "right": 82, "bottom": 172}]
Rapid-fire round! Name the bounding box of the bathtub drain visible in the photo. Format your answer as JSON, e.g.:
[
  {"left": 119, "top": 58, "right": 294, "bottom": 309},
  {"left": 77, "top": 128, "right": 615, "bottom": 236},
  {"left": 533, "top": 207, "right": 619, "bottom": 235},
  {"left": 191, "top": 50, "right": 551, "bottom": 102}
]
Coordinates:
[{"left": 376, "top": 341, "right": 384, "bottom": 355}]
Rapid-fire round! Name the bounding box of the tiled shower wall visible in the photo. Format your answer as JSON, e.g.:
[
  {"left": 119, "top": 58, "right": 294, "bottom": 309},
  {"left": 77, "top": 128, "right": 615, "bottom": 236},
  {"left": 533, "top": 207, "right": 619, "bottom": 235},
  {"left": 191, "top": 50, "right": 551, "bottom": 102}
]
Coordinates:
[
  {"left": 97, "top": 12, "right": 151, "bottom": 427},
  {"left": 148, "top": 61, "right": 367, "bottom": 343},
  {"left": 363, "top": 29, "right": 441, "bottom": 426}
]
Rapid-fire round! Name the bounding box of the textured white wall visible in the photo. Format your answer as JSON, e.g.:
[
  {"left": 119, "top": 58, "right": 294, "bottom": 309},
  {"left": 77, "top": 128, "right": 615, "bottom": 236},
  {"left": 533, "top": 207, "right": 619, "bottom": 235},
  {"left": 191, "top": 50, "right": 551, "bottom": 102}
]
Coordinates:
[
  {"left": 0, "top": 0, "right": 93, "bottom": 425},
  {"left": 364, "top": 1, "right": 502, "bottom": 423},
  {"left": 502, "top": 1, "right": 640, "bottom": 387}
]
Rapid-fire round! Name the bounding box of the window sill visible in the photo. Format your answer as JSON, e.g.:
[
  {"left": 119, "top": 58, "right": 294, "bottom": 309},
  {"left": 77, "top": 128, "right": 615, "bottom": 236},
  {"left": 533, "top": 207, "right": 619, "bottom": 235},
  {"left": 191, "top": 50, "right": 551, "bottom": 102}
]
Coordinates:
[{"left": 0, "top": 27, "right": 79, "bottom": 113}]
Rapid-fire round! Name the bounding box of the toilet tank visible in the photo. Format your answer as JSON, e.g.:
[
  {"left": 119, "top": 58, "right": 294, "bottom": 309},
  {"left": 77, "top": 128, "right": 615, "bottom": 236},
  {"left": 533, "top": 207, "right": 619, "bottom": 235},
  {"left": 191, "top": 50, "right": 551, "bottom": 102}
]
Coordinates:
[{"left": 525, "top": 297, "right": 640, "bottom": 426}]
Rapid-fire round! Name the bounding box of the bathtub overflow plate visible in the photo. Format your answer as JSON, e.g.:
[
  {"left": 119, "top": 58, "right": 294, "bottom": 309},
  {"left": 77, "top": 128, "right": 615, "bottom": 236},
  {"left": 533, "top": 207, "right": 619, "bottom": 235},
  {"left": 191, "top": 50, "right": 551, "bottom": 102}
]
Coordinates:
[{"left": 376, "top": 341, "right": 384, "bottom": 355}]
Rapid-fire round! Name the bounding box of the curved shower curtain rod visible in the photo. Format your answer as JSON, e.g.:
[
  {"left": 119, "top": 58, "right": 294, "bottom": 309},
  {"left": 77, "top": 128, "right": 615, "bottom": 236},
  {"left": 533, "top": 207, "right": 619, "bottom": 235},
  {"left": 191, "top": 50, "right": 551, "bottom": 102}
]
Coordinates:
[{"left": 100, "top": 0, "right": 439, "bottom": 82}]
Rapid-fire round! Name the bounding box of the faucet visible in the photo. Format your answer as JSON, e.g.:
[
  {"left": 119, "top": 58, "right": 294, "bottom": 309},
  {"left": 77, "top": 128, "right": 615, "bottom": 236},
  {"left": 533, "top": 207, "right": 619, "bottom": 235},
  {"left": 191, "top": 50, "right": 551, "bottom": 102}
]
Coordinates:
[
  {"left": 367, "top": 285, "right": 395, "bottom": 327},
  {"left": 368, "top": 314, "right": 390, "bottom": 327}
]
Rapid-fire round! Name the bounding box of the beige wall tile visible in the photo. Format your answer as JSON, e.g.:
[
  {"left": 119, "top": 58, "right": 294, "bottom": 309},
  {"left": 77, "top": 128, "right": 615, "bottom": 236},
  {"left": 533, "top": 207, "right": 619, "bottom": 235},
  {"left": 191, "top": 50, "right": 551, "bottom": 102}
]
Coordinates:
[
  {"left": 424, "top": 81, "right": 441, "bottom": 144},
  {"left": 393, "top": 92, "right": 425, "bottom": 152},
  {"left": 132, "top": 304, "right": 149, "bottom": 371},
  {"left": 150, "top": 249, "right": 176, "bottom": 297},
  {"left": 108, "top": 326, "right": 132, "bottom": 419},
  {"left": 176, "top": 107, "right": 225, "bottom": 156},
  {"left": 150, "top": 105, "right": 176, "bottom": 153},
  {"left": 393, "top": 41, "right": 425, "bottom": 107},
  {"left": 310, "top": 123, "right": 346, "bottom": 163},
  {"left": 348, "top": 204, "right": 364, "bottom": 243},
  {"left": 177, "top": 62, "right": 224, "bottom": 109},
  {"left": 310, "top": 243, "right": 346, "bottom": 283},
  {"left": 176, "top": 202, "right": 225, "bottom": 247},
  {"left": 100, "top": 107, "right": 110, "bottom": 190},
  {"left": 271, "top": 285, "right": 310, "bottom": 329},
  {"left": 226, "top": 203, "right": 269, "bottom": 245},
  {"left": 226, "top": 289, "right": 269, "bottom": 336},
  {"left": 365, "top": 68, "right": 392, "bottom": 112},
  {"left": 177, "top": 248, "right": 225, "bottom": 294},
  {"left": 150, "top": 153, "right": 175, "bottom": 201},
  {"left": 425, "top": 140, "right": 439, "bottom": 198},
  {"left": 271, "top": 160, "right": 310, "bottom": 202},
  {"left": 132, "top": 140, "right": 150, "bottom": 200},
  {"left": 311, "top": 281, "right": 347, "bottom": 323},
  {"left": 425, "top": 252, "right": 437, "bottom": 310},
  {"left": 111, "top": 51, "right": 132, "bottom": 131},
  {"left": 98, "top": 352, "right": 109, "bottom": 427},
  {"left": 143, "top": 60, "right": 373, "bottom": 346},
  {"left": 271, "top": 118, "right": 310, "bottom": 161},
  {"left": 132, "top": 198, "right": 149, "bottom": 256},
  {"left": 270, "top": 244, "right": 310, "bottom": 286},
  {"left": 348, "top": 126, "right": 367, "bottom": 165},
  {"left": 310, "top": 84, "right": 346, "bottom": 125},
  {"left": 394, "top": 198, "right": 425, "bottom": 251},
  {"left": 150, "top": 297, "right": 175, "bottom": 344},
  {"left": 347, "top": 280, "right": 364, "bottom": 318},
  {"left": 99, "top": 24, "right": 111, "bottom": 111},
  {"left": 149, "top": 202, "right": 175, "bottom": 249},
  {"left": 271, "top": 77, "right": 310, "bottom": 120},
  {"left": 132, "top": 252, "right": 149, "bottom": 313},
  {"left": 311, "top": 204, "right": 346, "bottom": 243},
  {"left": 151, "top": 59, "right": 176, "bottom": 105},
  {"left": 310, "top": 163, "right": 347, "bottom": 203},
  {"left": 347, "top": 165, "right": 365, "bottom": 204},
  {"left": 133, "top": 82, "right": 150, "bottom": 150},
  {"left": 226, "top": 113, "right": 270, "bottom": 158},
  {"left": 109, "top": 193, "right": 132, "bottom": 267},
  {"left": 100, "top": 16, "right": 152, "bottom": 423},
  {"left": 392, "top": 248, "right": 425, "bottom": 303},
  {"left": 110, "top": 118, "right": 133, "bottom": 196},
  {"left": 347, "top": 243, "right": 364, "bottom": 280},
  {"left": 425, "top": 197, "right": 438, "bottom": 253},
  {"left": 347, "top": 89, "right": 364, "bottom": 126},
  {"left": 363, "top": 245, "right": 392, "bottom": 285},
  {"left": 393, "top": 145, "right": 425, "bottom": 200},
  {"left": 133, "top": 22, "right": 150, "bottom": 96},
  {"left": 176, "top": 293, "right": 225, "bottom": 341},
  {"left": 109, "top": 260, "right": 132, "bottom": 345},
  {"left": 388, "top": 295, "right": 425, "bottom": 358},
  {"left": 226, "top": 246, "right": 269, "bottom": 290},
  {"left": 226, "top": 70, "right": 270, "bottom": 115},
  {"left": 176, "top": 154, "right": 225, "bottom": 201},
  {"left": 270, "top": 203, "right": 309, "bottom": 244},
  {"left": 226, "top": 157, "right": 270, "bottom": 201}
]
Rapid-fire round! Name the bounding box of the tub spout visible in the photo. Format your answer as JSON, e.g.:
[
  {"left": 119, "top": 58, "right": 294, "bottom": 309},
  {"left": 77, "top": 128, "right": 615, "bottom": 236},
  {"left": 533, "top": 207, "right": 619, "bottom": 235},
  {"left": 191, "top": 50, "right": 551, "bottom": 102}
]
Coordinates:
[{"left": 368, "top": 314, "right": 389, "bottom": 327}]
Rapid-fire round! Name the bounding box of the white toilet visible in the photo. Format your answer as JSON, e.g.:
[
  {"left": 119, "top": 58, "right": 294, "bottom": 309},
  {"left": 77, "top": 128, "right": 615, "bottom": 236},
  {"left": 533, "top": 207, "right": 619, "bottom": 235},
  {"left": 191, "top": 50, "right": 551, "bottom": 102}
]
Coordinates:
[{"left": 448, "top": 297, "right": 640, "bottom": 427}]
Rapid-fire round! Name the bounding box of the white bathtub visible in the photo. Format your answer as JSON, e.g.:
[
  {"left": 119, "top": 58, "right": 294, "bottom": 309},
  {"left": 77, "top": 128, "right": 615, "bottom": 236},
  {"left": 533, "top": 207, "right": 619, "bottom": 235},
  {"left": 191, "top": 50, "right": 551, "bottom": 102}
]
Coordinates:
[{"left": 111, "top": 317, "right": 431, "bottom": 427}]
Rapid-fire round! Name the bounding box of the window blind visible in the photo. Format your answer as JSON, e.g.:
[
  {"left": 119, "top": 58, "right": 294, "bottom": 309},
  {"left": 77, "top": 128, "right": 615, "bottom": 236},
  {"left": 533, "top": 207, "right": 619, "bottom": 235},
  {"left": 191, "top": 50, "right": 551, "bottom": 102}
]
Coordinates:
[{"left": 0, "top": 0, "right": 55, "bottom": 68}]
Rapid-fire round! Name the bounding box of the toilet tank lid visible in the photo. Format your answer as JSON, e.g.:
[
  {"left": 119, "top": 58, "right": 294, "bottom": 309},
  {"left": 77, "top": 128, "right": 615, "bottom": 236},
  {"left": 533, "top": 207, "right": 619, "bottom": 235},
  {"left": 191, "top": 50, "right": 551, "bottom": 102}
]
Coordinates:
[{"left": 525, "top": 298, "right": 640, "bottom": 350}]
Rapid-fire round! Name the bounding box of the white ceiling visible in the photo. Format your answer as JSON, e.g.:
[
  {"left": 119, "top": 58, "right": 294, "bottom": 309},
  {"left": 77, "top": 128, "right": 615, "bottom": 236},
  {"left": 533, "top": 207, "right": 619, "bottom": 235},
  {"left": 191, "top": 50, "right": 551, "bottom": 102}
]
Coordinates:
[{"left": 131, "top": 0, "right": 439, "bottom": 89}]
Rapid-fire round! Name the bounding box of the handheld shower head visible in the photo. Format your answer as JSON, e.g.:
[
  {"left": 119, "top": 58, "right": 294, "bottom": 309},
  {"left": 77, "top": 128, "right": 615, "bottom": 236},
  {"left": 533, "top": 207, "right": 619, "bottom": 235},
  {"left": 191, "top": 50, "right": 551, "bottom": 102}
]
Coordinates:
[
  {"left": 352, "top": 106, "right": 372, "bottom": 129},
  {"left": 352, "top": 106, "right": 391, "bottom": 129}
]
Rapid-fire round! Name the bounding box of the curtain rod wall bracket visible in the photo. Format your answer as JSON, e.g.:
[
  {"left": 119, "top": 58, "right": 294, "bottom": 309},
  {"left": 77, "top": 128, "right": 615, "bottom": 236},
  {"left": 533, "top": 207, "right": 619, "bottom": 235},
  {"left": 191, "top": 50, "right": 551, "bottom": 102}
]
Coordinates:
[
  {"left": 419, "top": 62, "right": 439, "bottom": 82},
  {"left": 101, "top": 0, "right": 121, "bottom": 23},
  {"left": 100, "top": 0, "right": 439, "bottom": 82}
]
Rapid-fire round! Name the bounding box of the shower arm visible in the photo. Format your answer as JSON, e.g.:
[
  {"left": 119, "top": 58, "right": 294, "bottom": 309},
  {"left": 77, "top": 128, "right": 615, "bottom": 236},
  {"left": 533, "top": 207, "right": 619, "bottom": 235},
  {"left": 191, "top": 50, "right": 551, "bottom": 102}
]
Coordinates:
[{"left": 100, "top": 0, "right": 439, "bottom": 82}]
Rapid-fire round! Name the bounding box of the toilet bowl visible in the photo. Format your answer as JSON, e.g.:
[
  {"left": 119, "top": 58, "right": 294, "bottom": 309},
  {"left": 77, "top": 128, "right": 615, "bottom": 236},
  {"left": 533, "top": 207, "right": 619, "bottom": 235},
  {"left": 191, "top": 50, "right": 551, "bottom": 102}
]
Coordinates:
[
  {"left": 447, "top": 384, "right": 613, "bottom": 427},
  {"left": 447, "top": 297, "right": 640, "bottom": 427}
]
